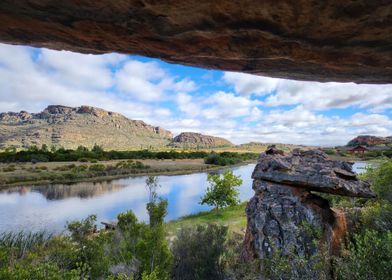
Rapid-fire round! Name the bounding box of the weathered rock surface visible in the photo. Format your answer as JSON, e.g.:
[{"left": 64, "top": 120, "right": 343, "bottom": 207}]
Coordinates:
[
  {"left": 169, "top": 132, "right": 233, "bottom": 148},
  {"left": 252, "top": 149, "right": 375, "bottom": 198},
  {"left": 243, "top": 148, "right": 374, "bottom": 266},
  {"left": 0, "top": 105, "right": 173, "bottom": 150},
  {"left": 347, "top": 135, "right": 392, "bottom": 147},
  {"left": 0, "top": 1, "right": 391, "bottom": 83}
]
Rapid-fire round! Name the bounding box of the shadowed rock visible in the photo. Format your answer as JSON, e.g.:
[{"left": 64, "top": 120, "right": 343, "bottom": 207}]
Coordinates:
[
  {"left": 252, "top": 149, "right": 375, "bottom": 198},
  {"left": 0, "top": 1, "right": 391, "bottom": 83}
]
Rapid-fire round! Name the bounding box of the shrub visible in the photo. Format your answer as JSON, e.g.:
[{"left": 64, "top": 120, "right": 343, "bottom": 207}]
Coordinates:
[
  {"left": 67, "top": 215, "right": 110, "bottom": 278},
  {"left": 88, "top": 164, "right": 106, "bottom": 172},
  {"left": 361, "top": 201, "right": 392, "bottom": 232},
  {"left": 324, "top": 149, "right": 336, "bottom": 155},
  {"left": 334, "top": 230, "right": 392, "bottom": 280},
  {"left": 361, "top": 160, "right": 392, "bottom": 202},
  {"left": 76, "top": 164, "right": 88, "bottom": 172},
  {"left": 171, "top": 224, "right": 227, "bottom": 280}
]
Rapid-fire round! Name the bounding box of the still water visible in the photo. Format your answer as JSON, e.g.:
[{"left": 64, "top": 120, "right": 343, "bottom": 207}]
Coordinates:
[
  {"left": 0, "top": 165, "right": 255, "bottom": 233},
  {"left": 0, "top": 162, "right": 368, "bottom": 233}
]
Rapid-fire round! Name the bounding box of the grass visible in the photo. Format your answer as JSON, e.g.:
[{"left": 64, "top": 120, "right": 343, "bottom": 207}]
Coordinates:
[
  {"left": 0, "top": 231, "right": 52, "bottom": 258},
  {"left": 166, "top": 202, "right": 248, "bottom": 236}
]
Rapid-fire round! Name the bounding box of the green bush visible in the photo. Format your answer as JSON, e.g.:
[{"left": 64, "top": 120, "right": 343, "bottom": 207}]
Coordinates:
[
  {"left": 171, "top": 224, "right": 227, "bottom": 280},
  {"left": 361, "top": 160, "right": 392, "bottom": 202},
  {"left": 0, "top": 146, "right": 257, "bottom": 165},
  {"left": 361, "top": 201, "right": 392, "bottom": 232},
  {"left": 88, "top": 164, "right": 106, "bottom": 172},
  {"left": 334, "top": 230, "right": 392, "bottom": 280},
  {"left": 324, "top": 149, "right": 336, "bottom": 155},
  {"left": 66, "top": 215, "right": 110, "bottom": 279}
]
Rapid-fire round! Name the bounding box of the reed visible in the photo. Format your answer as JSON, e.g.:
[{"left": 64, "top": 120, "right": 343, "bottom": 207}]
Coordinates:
[{"left": 0, "top": 231, "right": 53, "bottom": 258}]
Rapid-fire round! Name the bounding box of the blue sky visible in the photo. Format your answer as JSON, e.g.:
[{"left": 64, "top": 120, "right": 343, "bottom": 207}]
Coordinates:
[{"left": 0, "top": 43, "right": 391, "bottom": 146}]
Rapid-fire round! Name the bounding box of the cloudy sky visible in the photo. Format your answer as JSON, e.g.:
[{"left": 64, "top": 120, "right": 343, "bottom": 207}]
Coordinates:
[{"left": 0, "top": 43, "right": 391, "bottom": 146}]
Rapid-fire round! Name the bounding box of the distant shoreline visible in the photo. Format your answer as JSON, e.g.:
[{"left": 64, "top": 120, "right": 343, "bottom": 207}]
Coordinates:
[{"left": 0, "top": 159, "right": 256, "bottom": 189}]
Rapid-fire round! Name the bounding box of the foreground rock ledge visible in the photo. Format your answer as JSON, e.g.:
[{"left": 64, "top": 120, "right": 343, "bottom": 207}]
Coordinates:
[
  {"left": 0, "top": 1, "right": 391, "bottom": 83},
  {"left": 243, "top": 148, "right": 374, "bottom": 264}
]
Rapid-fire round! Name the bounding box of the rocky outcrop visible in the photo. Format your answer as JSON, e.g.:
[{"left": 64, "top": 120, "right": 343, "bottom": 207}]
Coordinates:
[
  {"left": 252, "top": 149, "right": 375, "bottom": 198},
  {"left": 0, "top": 1, "right": 391, "bottom": 83},
  {"left": 169, "top": 132, "right": 233, "bottom": 148},
  {"left": 0, "top": 105, "right": 173, "bottom": 150},
  {"left": 347, "top": 135, "right": 392, "bottom": 147},
  {"left": 243, "top": 148, "right": 374, "bottom": 267}
]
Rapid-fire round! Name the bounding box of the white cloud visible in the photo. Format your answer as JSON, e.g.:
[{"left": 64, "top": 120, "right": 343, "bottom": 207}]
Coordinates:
[
  {"left": 201, "top": 91, "right": 262, "bottom": 119},
  {"left": 175, "top": 92, "right": 201, "bottom": 117},
  {"left": 223, "top": 71, "right": 392, "bottom": 112},
  {"left": 223, "top": 72, "right": 278, "bottom": 95},
  {"left": 115, "top": 60, "right": 196, "bottom": 102},
  {"left": 39, "top": 49, "right": 122, "bottom": 90},
  {"left": 0, "top": 43, "right": 391, "bottom": 147}
]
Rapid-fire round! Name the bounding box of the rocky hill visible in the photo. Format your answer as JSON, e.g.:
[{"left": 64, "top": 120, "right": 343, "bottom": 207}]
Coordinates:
[
  {"left": 347, "top": 135, "right": 392, "bottom": 146},
  {"left": 169, "top": 132, "right": 233, "bottom": 148},
  {"left": 0, "top": 105, "right": 173, "bottom": 150}
]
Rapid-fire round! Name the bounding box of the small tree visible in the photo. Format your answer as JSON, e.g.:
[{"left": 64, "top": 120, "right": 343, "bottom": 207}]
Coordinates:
[
  {"left": 143, "top": 176, "right": 172, "bottom": 279},
  {"left": 200, "top": 170, "right": 243, "bottom": 214}
]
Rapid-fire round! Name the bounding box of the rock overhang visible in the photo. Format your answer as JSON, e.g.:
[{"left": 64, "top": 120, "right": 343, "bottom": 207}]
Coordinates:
[
  {"left": 252, "top": 148, "right": 376, "bottom": 198},
  {"left": 0, "top": 0, "right": 391, "bottom": 83}
]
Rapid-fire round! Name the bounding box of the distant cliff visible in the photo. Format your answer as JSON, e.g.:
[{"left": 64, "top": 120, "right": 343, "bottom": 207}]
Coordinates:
[
  {"left": 0, "top": 105, "right": 173, "bottom": 150},
  {"left": 347, "top": 135, "right": 392, "bottom": 147},
  {"left": 169, "top": 132, "right": 233, "bottom": 148}
]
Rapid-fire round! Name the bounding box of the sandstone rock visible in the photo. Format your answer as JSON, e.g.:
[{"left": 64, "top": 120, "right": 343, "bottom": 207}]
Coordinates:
[
  {"left": 347, "top": 135, "right": 392, "bottom": 147},
  {"left": 0, "top": 1, "right": 391, "bottom": 83},
  {"left": 169, "top": 132, "right": 233, "bottom": 148},
  {"left": 0, "top": 105, "right": 173, "bottom": 150},
  {"left": 243, "top": 149, "right": 375, "bottom": 274},
  {"left": 243, "top": 180, "right": 336, "bottom": 260},
  {"left": 252, "top": 149, "right": 375, "bottom": 198}
]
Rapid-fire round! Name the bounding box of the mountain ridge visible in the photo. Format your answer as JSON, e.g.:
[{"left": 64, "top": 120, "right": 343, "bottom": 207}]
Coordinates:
[
  {"left": 0, "top": 105, "right": 173, "bottom": 150},
  {"left": 169, "top": 132, "right": 234, "bottom": 148},
  {"left": 347, "top": 135, "right": 392, "bottom": 147}
]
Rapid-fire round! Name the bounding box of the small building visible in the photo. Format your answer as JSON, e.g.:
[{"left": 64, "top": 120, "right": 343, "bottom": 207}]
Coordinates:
[
  {"left": 101, "top": 220, "right": 118, "bottom": 230},
  {"left": 347, "top": 145, "right": 368, "bottom": 155}
]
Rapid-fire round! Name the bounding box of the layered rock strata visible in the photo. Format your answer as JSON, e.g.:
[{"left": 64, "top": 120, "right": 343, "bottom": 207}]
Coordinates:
[
  {"left": 0, "top": 105, "right": 173, "bottom": 150},
  {"left": 243, "top": 148, "right": 375, "bottom": 262},
  {"left": 169, "top": 132, "right": 233, "bottom": 148},
  {"left": 0, "top": 1, "right": 391, "bottom": 83}
]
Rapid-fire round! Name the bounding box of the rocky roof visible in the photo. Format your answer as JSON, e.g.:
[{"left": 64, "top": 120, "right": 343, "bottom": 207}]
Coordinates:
[{"left": 252, "top": 148, "right": 376, "bottom": 198}]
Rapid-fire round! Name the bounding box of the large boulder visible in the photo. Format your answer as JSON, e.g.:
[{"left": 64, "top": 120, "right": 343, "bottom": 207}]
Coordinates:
[
  {"left": 252, "top": 149, "right": 375, "bottom": 198},
  {"left": 243, "top": 148, "right": 374, "bottom": 268}
]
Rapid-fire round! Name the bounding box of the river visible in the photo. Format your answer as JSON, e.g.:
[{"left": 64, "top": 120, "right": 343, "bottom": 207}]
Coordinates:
[{"left": 0, "top": 162, "right": 368, "bottom": 233}]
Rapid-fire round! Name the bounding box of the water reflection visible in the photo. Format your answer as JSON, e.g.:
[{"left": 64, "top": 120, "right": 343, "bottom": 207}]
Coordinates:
[
  {"left": 4, "top": 182, "right": 128, "bottom": 200},
  {"left": 0, "top": 164, "right": 255, "bottom": 233},
  {"left": 0, "top": 162, "right": 368, "bottom": 233}
]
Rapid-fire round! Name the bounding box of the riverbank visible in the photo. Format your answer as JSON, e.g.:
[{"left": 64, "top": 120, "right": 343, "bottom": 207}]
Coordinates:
[
  {"left": 0, "top": 159, "right": 255, "bottom": 188},
  {"left": 166, "top": 202, "right": 248, "bottom": 236}
]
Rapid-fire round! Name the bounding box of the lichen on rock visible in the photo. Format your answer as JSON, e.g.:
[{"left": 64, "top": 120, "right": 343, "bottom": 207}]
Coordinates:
[{"left": 243, "top": 148, "right": 375, "bottom": 274}]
